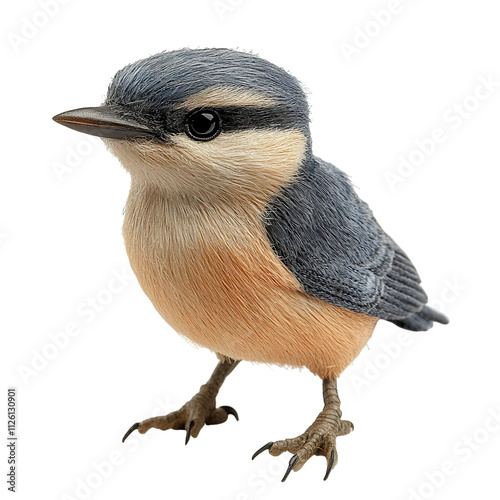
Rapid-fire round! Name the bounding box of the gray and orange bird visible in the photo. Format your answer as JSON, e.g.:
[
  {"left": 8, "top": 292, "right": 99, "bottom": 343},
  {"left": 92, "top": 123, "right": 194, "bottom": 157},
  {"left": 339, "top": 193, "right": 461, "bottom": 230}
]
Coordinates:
[{"left": 53, "top": 48, "right": 448, "bottom": 481}]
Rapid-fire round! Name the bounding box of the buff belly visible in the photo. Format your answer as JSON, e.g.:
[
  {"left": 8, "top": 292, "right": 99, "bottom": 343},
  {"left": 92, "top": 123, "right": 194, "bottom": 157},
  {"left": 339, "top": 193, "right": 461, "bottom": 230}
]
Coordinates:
[{"left": 123, "top": 192, "right": 377, "bottom": 380}]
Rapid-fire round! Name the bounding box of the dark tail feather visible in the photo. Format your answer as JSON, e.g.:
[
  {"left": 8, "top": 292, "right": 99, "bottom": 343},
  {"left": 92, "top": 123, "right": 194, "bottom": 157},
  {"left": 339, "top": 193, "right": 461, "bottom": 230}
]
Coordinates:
[
  {"left": 390, "top": 306, "right": 450, "bottom": 332},
  {"left": 419, "top": 306, "right": 449, "bottom": 325}
]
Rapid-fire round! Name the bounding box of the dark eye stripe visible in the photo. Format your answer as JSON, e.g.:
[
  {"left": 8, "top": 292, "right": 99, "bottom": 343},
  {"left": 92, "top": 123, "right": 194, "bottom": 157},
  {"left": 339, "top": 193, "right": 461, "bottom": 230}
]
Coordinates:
[
  {"left": 155, "top": 104, "right": 302, "bottom": 136},
  {"left": 203, "top": 105, "right": 300, "bottom": 132}
]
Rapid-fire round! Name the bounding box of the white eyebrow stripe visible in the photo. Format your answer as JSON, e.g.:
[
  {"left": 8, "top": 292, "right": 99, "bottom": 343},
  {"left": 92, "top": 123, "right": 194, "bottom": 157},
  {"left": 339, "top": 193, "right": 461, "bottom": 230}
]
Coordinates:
[{"left": 175, "top": 86, "right": 276, "bottom": 110}]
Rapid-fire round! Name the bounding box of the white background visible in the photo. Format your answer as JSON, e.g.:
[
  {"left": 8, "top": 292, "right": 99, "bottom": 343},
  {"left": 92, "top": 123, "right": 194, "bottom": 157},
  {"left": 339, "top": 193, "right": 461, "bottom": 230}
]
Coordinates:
[{"left": 2, "top": 0, "right": 500, "bottom": 499}]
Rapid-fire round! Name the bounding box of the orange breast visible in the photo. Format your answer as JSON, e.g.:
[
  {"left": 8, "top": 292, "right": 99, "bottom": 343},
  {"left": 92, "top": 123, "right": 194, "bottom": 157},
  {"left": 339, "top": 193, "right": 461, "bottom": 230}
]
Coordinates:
[{"left": 123, "top": 189, "right": 377, "bottom": 379}]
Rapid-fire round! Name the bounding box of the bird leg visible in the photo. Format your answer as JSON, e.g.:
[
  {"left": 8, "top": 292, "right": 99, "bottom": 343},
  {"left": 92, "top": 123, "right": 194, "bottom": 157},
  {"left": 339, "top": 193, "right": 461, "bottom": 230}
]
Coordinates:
[
  {"left": 252, "top": 378, "right": 353, "bottom": 481},
  {"left": 122, "top": 358, "right": 240, "bottom": 444}
]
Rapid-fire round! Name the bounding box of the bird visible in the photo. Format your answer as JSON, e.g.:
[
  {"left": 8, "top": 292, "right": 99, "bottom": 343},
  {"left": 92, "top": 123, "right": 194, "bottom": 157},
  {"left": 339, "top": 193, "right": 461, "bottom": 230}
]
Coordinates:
[{"left": 53, "top": 48, "right": 449, "bottom": 482}]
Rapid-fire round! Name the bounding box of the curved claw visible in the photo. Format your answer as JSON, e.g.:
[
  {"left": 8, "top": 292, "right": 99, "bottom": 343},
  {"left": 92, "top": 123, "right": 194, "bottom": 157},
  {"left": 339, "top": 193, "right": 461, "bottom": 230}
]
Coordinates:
[
  {"left": 122, "top": 422, "right": 139, "bottom": 443},
  {"left": 185, "top": 420, "right": 194, "bottom": 445},
  {"left": 282, "top": 454, "right": 299, "bottom": 482},
  {"left": 323, "top": 449, "right": 335, "bottom": 481},
  {"left": 220, "top": 405, "right": 239, "bottom": 421},
  {"left": 252, "top": 441, "right": 274, "bottom": 460}
]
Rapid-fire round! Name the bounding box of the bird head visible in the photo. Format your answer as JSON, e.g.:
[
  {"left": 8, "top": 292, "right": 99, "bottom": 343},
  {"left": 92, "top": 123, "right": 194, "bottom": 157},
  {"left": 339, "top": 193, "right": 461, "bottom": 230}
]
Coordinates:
[{"left": 53, "top": 48, "right": 311, "bottom": 202}]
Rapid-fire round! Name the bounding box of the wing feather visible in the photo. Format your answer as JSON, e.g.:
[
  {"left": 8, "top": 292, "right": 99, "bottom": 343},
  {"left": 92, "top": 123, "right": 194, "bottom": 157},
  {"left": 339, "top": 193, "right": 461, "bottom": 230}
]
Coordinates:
[{"left": 264, "top": 157, "right": 432, "bottom": 325}]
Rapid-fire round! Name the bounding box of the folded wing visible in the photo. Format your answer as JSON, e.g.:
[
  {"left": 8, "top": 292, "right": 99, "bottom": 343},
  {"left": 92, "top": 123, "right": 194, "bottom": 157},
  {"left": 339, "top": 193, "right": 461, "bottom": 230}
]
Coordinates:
[{"left": 264, "top": 157, "right": 447, "bottom": 330}]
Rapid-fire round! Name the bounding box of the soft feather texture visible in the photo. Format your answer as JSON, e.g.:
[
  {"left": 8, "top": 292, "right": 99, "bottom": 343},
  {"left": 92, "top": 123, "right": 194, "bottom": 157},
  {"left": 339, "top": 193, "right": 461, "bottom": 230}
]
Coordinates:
[
  {"left": 174, "top": 86, "right": 276, "bottom": 110},
  {"left": 107, "top": 135, "right": 377, "bottom": 379},
  {"left": 100, "top": 48, "right": 447, "bottom": 380},
  {"left": 265, "top": 156, "right": 448, "bottom": 330},
  {"left": 105, "top": 48, "right": 310, "bottom": 141}
]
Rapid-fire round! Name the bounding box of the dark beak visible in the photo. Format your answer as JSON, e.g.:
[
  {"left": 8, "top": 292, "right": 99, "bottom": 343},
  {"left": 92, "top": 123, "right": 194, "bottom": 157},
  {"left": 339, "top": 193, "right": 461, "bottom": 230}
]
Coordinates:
[{"left": 52, "top": 106, "right": 158, "bottom": 140}]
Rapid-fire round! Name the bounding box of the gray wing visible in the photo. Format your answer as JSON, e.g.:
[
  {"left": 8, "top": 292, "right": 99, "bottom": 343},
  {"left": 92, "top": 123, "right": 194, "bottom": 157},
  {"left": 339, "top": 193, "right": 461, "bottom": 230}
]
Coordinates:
[{"left": 264, "top": 157, "right": 448, "bottom": 331}]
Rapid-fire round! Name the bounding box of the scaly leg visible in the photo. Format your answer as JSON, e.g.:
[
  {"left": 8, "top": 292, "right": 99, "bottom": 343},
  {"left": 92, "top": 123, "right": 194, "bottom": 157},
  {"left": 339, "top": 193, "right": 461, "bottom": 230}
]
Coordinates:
[
  {"left": 252, "top": 378, "right": 353, "bottom": 481},
  {"left": 122, "top": 358, "right": 240, "bottom": 444}
]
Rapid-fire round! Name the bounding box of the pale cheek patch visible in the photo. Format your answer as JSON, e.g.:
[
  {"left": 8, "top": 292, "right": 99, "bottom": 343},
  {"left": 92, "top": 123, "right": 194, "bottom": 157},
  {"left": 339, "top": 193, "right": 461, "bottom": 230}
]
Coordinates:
[
  {"left": 170, "top": 129, "right": 307, "bottom": 198},
  {"left": 105, "top": 129, "right": 307, "bottom": 203}
]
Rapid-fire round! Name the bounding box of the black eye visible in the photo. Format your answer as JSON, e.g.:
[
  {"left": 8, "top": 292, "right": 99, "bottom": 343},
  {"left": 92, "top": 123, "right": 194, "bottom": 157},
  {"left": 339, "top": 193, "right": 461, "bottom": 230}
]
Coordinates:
[{"left": 186, "top": 109, "right": 221, "bottom": 141}]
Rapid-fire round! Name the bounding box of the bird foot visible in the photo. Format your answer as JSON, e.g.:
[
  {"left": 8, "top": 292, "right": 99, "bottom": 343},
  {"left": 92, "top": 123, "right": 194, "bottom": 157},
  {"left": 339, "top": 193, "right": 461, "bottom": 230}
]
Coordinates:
[
  {"left": 252, "top": 407, "right": 353, "bottom": 481},
  {"left": 122, "top": 382, "right": 238, "bottom": 444}
]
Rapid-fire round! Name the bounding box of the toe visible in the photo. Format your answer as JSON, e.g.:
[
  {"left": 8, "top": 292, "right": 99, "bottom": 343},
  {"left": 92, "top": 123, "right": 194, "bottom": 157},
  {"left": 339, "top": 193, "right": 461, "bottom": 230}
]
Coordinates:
[
  {"left": 252, "top": 441, "right": 274, "bottom": 460},
  {"left": 269, "top": 435, "right": 307, "bottom": 456},
  {"left": 338, "top": 420, "right": 354, "bottom": 436},
  {"left": 220, "top": 405, "right": 239, "bottom": 421},
  {"left": 185, "top": 420, "right": 194, "bottom": 444},
  {"left": 323, "top": 449, "right": 336, "bottom": 481},
  {"left": 189, "top": 417, "right": 205, "bottom": 439},
  {"left": 122, "top": 422, "right": 139, "bottom": 443},
  {"left": 253, "top": 425, "right": 344, "bottom": 479},
  {"left": 206, "top": 406, "right": 231, "bottom": 425},
  {"left": 281, "top": 454, "right": 299, "bottom": 482},
  {"left": 137, "top": 410, "right": 183, "bottom": 434}
]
